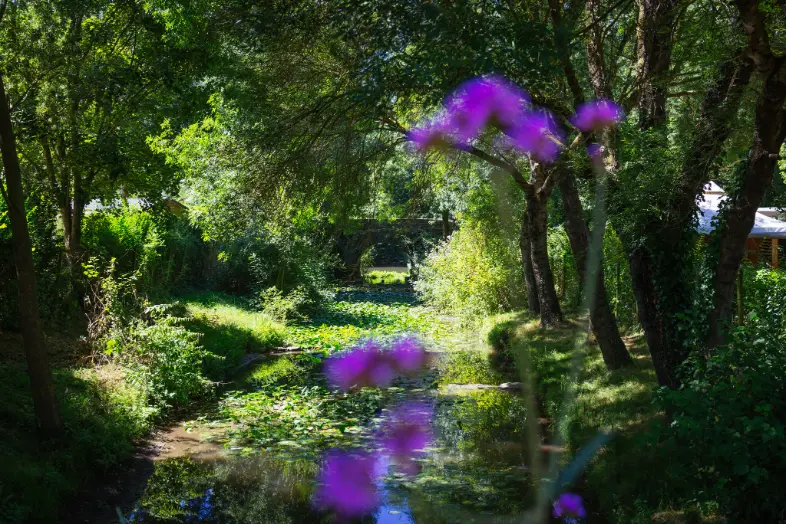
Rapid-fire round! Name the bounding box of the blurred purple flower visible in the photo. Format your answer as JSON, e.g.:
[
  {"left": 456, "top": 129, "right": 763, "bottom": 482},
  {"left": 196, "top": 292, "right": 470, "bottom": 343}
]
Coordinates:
[
  {"left": 586, "top": 143, "right": 602, "bottom": 159},
  {"left": 380, "top": 401, "right": 434, "bottom": 475},
  {"left": 407, "top": 118, "right": 454, "bottom": 152},
  {"left": 325, "top": 341, "right": 394, "bottom": 390},
  {"left": 325, "top": 337, "right": 429, "bottom": 390},
  {"left": 507, "top": 110, "right": 565, "bottom": 163},
  {"left": 444, "top": 75, "right": 530, "bottom": 141},
  {"left": 571, "top": 99, "right": 624, "bottom": 132},
  {"left": 389, "top": 336, "right": 427, "bottom": 373},
  {"left": 553, "top": 492, "right": 587, "bottom": 520},
  {"left": 313, "top": 450, "right": 379, "bottom": 518}
]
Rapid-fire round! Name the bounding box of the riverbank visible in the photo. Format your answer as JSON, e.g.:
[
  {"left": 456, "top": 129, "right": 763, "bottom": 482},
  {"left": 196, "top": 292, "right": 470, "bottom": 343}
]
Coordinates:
[{"left": 3, "top": 286, "right": 700, "bottom": 523}]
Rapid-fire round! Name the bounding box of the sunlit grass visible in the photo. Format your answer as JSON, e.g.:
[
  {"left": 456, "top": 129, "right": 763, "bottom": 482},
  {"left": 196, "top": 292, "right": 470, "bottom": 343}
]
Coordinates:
[
  {"left": 182, "top": 292, "right": 287, "bottom": 351},
  {"left": 504, "top": 317, "right": 688, "bottom": 521},
  {"left": 363, "top": 269, "right": 408, "bottom": 285}
]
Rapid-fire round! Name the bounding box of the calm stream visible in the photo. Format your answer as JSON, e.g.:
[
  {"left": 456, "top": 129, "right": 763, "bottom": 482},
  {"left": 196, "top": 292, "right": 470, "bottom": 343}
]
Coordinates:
[{"left": 125, "top": 289, "right": 533, "bottom": 523}]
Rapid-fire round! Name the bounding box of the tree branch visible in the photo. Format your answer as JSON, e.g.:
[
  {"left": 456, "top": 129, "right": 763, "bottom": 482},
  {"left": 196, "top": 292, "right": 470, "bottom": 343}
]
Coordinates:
[{"left": 383, "top": 117, "right": 532, "bottom": 190}]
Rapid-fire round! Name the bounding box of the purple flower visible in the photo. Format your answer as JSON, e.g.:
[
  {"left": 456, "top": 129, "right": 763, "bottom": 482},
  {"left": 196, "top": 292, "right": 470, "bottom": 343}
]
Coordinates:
[
  {"left": 389, "top": 336, "right": 427, "bottom": 373},
  {"left": 313, "top": 450, "right": 379, "bottom": 517},
  {"left": 553, "top": 492, "right": 587, "bottom": 520},
  {"left": 325, "top": 337, "right": 430, "bottom": 390},
  {"left": 325, "top": 341, "right": 395, "bottom": 390},
  {"left": 444, "top": 75, "right": 530, "bottom": 142},
  {"left": 507, "top": 110, "right": 565, "bottom": 163},
  {"left": 571, "top": 99, "right": 624, "bottom": 132},
  {"left": 407, "top": 118, "right": 454, "bottom": 152},
  {"left": 380, "top": 401, "right": 434, "bottom": 475},
  {"left": 586, "top": 143, "right": 602, "bottom": 159}
]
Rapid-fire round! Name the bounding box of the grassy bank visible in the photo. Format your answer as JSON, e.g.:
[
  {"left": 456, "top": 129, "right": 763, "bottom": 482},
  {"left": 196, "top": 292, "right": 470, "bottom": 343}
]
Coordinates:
[
  {"left": 0, "top": 292, "right": 285, "bottom": 523},
  {"left": 503, "top": 318, "right": 719, "bottom": 522}
]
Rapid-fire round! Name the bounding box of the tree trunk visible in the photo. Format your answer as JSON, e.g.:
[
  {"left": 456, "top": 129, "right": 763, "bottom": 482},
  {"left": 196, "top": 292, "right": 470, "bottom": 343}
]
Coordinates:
[
  {"left": 706, "top": 2, "right": 786, "bottom": 347},
  {"left": 559, "top": 171, "right": 632, "bottom": 368},
  {"left": 526, "top": 190, "right": 563, "bottom": 327},
  {"left": 628, "top": 248, "right": 683, "bottom": 387},
  {"left": 707, "top": 81, "right": 786, "bottom": 344},
  {"left": 0, "top": 74, "right": 62, "bottom": 435},
  {"left": 519, "top": 211, "right": 540, "bottom": 315},
  {"left": 636, "top": 0, "right": 679, "bottom": 128},
  {"left": 441, "top": 209, "right": 451, "bottom": 240}
]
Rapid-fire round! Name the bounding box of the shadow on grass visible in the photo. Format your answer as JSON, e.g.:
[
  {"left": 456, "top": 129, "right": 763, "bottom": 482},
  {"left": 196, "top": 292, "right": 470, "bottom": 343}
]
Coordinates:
[
  {"left": 0, "top": 363, "right": 154, "bottom": 523},
  {"left": 505, "top": 318, "right": 705, "bottom": 521}
]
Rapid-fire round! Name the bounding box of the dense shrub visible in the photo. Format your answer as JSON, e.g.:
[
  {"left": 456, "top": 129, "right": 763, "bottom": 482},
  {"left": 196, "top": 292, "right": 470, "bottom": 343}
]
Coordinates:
[
  {"left": 0, "top": 195, "right": 71, "bottom": 330},
  {"left": 416, "top": 186, "right": 525, "bottom": 320},
  {"left": 743, "top": 265, "right": 786, "bottom": 329},
  {"left": 660, "top": 316, "right": 786, "bottom": 520},
  {"left": 122, "top": 319, "right": 215, "bottom": 410},
  {"left": 486, "top": 319, "right": 519, "bottom": 374},
  {"left": 82, "top": 206, "right": 206, "bottom": 295}
]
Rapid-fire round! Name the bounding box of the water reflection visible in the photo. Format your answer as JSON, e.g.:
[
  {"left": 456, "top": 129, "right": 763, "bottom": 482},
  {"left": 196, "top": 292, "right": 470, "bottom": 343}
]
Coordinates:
[{"left": 128, "top": 389, "right": 531, "bottom": 523}]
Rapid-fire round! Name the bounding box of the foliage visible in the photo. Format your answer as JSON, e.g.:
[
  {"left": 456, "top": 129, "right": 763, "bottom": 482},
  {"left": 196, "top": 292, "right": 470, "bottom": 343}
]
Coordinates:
[
  {"left": 416, "top": 184, "right": 525, "bottom": 321},
  {"left": 83, "top": 207, "right": 207, "bottom": 295},
  {"left": 363, "top": 269, "right": 408, "bottom": 286},
  {"left": 547, "top": 226, "right": 581, "bottom": 308},
  {"left": 660, "top": 316, "right": 786, "bottom": 521},
  {"left": 288, "top": 289, "right": 446, "bottom": 351},
  {"left": 0, "top": 363, "right": 153, "bottom": 523},
  {"left": 122, "top": 319, "right": 214, "bottom": 410},
  {"left": 150, "top": 94, "right": 337, "bottom": 298},
  {"left": 603, "top": 227, "right": 639, "bottom": 330},
  {"left": 130, "top": 456, "right": 323, "bottom": 523},
  {"left": 221, "top": 381, "right": 389, "bottom": 459},
  {"left": 0, "top": 194, "right": 71, "bottom": 330},
  {"left": 256, "top": 286, "right": 316, "bottom": 322},
  {"left": 486, "top": 320, "right": 520, "bottom": 375},
  {"left": 184, "top": 293, "right": 287, "bottom": 375},
  {"left": 743, "top": 266, "right": 786, "bottom": 329},
  {"left": 437, "top": 350, "right": 505, "bottom": 386}
]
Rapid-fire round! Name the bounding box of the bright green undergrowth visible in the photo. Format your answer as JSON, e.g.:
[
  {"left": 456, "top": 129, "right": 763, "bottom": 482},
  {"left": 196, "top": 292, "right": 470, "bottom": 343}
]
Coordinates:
[
  {"left": 287, "top": 289, "right": 449, "bottom": 351},
  {"left": 184, "top": 292, "right": 286, "bottom": 353},
  {"left": 364, "top": 269, "right": 408, "bottom": 285}
]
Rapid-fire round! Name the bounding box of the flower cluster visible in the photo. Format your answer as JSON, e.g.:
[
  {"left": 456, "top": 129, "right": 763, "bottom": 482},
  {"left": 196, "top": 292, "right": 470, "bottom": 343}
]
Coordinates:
[
  {"left": 379, "top": 401, "right": 434, "bottom": 476},
  {"left": 315, "top": 337, "right": 434, "bottom": 519},
  {"left": 570, "top": 100, "right": 624, "bottom": 132},
  {"left": 313, "top": 450, "right": 381, "bottom": 518},
  {"left": 409, "top": 74, "right": 623, "bottom": 163},
  {"left": 312, "top": 400, "right": 434, "bottom": 519},
  {"left": 553, "top": 492, "right": 587, "bottom": 523},
  {"left": 324, "top": 336, "right": 428, "bottom": 390}
]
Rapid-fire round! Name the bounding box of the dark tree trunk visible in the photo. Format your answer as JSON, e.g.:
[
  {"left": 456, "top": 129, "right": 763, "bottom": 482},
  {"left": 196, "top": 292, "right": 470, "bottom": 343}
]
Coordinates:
[
  {"left": 706, "top": 0, "right": 786, "bottom": 347},
  {"left": 605, "top": 0, "right": 683, "bottom": 387},
  {"left": 707, "top": 61, "right": 786, "bottom": 346},
  {"left": 526, "top": 190, "right": 563, "bottom": 327},
  {"left": 441, "top": 209, "right": 451, "bottom": 240},
  {"left": 628, "top": 248, "right": 683, "bottom": 387},
  {"left": 520, "top": 211, "right": 540, "bottom": 315},
  {"left": 0, "top": 74, "right": 62, "bottom": 435},
  {"left": 559, "top": 171, "right": 632, "bottom": 368},
  {"left": 636, "top": 0, "right": 679, "bottom": 128},
  {"left": 547, "top": 2, "right": 630, "bottom": 367}
]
